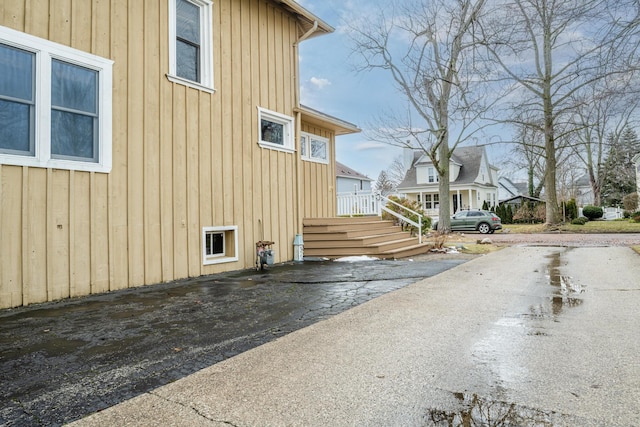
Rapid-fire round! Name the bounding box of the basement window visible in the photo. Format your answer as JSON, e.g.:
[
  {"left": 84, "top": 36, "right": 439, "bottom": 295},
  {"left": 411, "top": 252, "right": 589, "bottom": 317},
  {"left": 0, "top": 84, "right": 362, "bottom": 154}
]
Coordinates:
[{"left": 202, "top": 226, "right": 238, "bottom": 265}]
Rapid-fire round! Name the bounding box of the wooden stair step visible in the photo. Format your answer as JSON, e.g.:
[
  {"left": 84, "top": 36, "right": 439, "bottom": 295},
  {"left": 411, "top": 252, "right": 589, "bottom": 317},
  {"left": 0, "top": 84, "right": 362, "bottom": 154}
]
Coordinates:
[
  {"left": 304, "top": 232, "right": 413, "bottom": 248},
  {"left": 303, "top": 227, "right": 405, "bottom": 241},
  {"left": 302, "top": 217, "right": 430, "bottom": 260}
]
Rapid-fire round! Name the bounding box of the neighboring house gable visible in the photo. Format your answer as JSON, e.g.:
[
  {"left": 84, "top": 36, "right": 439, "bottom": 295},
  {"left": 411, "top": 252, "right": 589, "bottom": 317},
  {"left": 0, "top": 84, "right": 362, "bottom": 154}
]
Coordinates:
[
  {"left": 336, "top": 161, "right": 372, "bottom": 193},
  {"left": 573, "top": 173, "right": 594, "bottom": 206},
  {"left": 397, "top": 146, "right": 499, "bottom": 214},
  {"left": 498, "top": 176, "right": 530, "bottom": 201},
  {"left": 0, "top": 0, "right": 357, "bottom": 308}
]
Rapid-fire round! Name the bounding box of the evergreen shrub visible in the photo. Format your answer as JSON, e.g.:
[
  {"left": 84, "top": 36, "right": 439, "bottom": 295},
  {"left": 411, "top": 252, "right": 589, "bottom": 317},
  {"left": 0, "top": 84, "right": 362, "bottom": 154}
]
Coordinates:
[{"left": 582, "top": 205, "right": 603, "bottom": 220}]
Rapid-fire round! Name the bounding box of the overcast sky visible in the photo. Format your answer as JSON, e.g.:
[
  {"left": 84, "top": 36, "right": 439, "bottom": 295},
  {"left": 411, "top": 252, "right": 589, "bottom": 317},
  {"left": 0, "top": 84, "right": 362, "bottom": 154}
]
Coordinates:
[
  {"left": 296, "top": 0, "right": 406, "bottom": 182},
  {"left": 296, "top": 0, "right": 518, "bottom": 184}
]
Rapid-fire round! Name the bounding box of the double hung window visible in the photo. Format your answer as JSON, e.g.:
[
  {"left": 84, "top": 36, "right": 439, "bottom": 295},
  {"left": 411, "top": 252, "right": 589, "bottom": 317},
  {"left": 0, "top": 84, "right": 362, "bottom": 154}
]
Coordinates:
[
  {"left": 0, "top": 25, "right": 113, "bottom": 172},
  {"left": 421, "top": 194, "right": 439, "bottom": 209},
  {"left": 427, "top": 166, "right": 439, "bottom": 183},
  {"left": 168, "top": 0, "right": 214, "bottom": 91}
]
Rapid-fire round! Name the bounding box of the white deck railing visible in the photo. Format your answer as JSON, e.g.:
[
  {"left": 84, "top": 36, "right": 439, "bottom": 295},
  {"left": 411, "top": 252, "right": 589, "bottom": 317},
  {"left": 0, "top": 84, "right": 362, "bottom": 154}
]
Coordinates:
[
  {"left": 336, "top": 192, "right": 425, "bottom": 244},
  {"left": 336, "top": 191, "right": 380, "bottom": 216}
]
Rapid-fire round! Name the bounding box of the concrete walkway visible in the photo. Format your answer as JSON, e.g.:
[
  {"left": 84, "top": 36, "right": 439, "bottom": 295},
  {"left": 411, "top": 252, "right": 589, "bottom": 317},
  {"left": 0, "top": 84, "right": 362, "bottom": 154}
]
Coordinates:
[{"left": 69, "top": 246, "right": 640, "bottom": 426}]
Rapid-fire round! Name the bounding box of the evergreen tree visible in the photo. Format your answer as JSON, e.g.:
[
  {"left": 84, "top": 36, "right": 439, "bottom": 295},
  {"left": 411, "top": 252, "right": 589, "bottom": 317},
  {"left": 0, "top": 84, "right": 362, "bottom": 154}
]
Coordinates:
[{"left": 601, "top": 128, "right": 640, "bottom": 205}]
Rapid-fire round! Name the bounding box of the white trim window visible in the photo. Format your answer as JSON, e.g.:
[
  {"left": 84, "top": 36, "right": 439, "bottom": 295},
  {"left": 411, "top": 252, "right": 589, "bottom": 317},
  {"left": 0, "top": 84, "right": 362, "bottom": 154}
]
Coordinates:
[
  {"left": 423, "top": 193, "right": 439, "bottom": 209},
  {"left": 427, "top": 166, "right": 439, "bottom": 183},
  {"left": 301, "top": 132, "right": 328, "bottom": 164},
  {"left": 0, "top": 25, "right": 113, "bottom": 173},
  {"left": 202, "top": 225, "right": 239, "bottom": 265},
  {"left": 257, "top": 107, "right": 294, "bottom": 153},
  {"left": 168, "top": 0, "right": 214, "bottom": 92}
]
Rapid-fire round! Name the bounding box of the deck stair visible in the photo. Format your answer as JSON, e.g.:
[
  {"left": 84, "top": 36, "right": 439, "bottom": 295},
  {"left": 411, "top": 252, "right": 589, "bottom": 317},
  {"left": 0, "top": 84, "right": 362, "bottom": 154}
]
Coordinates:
[{"left": 303, "top": 217, "right": 432, "bottom": 259}]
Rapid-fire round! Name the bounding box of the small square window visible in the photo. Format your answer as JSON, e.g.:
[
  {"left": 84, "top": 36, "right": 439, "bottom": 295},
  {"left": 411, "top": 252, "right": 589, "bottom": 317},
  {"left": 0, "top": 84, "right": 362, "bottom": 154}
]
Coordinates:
[
  {"left": 202, "top": 226, "right": 238, "bottom": 265},
  {"left": 257, "top": 107, "right": 294, "bottom": 152},
  {"left": 301, "top": 132, "right": 328, "bottom": 164}
]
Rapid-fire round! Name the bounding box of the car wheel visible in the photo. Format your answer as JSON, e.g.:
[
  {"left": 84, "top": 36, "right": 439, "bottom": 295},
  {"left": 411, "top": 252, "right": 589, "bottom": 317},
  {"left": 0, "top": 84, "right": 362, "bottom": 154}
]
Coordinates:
[{"left": 478, "top": 223, "right": 491, "bottom": 234}]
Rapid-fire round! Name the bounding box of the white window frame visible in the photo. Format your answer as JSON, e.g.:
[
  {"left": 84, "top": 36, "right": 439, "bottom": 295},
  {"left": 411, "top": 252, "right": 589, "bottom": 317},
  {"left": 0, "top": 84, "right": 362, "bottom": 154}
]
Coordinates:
[
  {"left": 300, "top": 132, "right": 329, "bottom": 164},
  {"left": 167, "top": 0, "right": 214, "bottom": 92},
  {"left": 0, "top": 25, "right": 113, "bottom": 173},
  {"left": 423, "top": 193, "right": 439, "bottom": 209},
  {"left": 257, "top": 107, "right": 294, "bottom": 153},
  {"left": 202, "top": 225, "right": 238, "bottom": 265},
  {"left": 427, "top": 166, "right": 439, "bottom": 183}
]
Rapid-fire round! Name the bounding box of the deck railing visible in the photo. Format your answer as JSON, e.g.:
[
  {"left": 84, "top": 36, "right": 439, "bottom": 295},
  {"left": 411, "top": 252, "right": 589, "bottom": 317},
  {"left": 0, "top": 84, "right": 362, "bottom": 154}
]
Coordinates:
[
  {"left": 377, "top": 194, "right": 424, "bottom": 244},
  {"left": 336, "top": 191, "right": 380, "bottom": 216},
  {"left": 336, "top": 192, "right": 424, "bottom": 244}
]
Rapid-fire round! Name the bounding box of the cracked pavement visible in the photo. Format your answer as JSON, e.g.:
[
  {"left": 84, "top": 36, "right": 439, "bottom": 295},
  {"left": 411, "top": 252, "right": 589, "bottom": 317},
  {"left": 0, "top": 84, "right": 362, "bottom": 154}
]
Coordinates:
[{"left": 0, "top": 256, "right": 470, "bottom": 426}]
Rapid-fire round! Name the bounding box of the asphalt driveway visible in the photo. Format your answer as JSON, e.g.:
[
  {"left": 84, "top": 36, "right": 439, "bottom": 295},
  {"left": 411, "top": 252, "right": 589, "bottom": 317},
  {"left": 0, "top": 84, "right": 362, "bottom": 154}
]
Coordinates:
[{"left": 0, "top": 256, "right": 469, "bottom": 426}]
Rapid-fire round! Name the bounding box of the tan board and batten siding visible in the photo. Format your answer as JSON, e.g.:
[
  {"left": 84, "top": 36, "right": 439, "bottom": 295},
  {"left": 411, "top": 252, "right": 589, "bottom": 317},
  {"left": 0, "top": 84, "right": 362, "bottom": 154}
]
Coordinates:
[{"left": 0, "top": 0, "right": 356, "bottom": 309}]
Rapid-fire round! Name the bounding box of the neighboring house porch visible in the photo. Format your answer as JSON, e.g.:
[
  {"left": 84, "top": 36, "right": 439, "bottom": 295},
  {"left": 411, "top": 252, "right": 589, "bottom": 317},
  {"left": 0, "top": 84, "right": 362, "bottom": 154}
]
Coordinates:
[{"left": 397, "top": 146, "right": 500, "bottom": 219}]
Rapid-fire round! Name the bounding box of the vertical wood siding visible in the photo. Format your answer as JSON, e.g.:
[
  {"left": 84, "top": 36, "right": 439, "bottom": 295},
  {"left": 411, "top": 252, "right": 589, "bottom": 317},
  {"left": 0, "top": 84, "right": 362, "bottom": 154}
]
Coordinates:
[
  {"left": 300, "top": 123, "right": 336, "bottom": 218},
  {"left": 0, "top": 0, "right": 320, "bottom": 308}
]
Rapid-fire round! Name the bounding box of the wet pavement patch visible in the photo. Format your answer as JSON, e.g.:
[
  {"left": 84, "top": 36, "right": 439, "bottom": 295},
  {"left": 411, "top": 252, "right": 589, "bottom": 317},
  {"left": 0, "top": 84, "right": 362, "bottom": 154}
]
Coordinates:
[
  {"left": 0, "top": 257, "right": 468, "bottom": 426},
  {"left": 533, "top": 250, "right": 586, "bottom": 319},
  {"left": 424, "top": 391, "right": 589, "bottom": 426}
]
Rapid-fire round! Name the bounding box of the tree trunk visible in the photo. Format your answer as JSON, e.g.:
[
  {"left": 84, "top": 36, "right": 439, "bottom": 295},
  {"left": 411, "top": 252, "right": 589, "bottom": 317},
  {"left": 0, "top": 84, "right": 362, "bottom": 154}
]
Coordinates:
[
  {"left": 543, "top": 101, "right": 560, "bottom": 225},
  {"left": 437, "top": 131, "right": 451, "bottom": 232}
]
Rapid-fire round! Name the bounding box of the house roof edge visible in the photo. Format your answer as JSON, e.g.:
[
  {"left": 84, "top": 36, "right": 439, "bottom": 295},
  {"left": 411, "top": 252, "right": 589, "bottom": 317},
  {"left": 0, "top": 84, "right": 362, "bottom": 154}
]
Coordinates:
[
  {"left": 297, "top": 105, "right": 361, "bottom": 135},
  {"left": 272, "top": 0, "right": 334, "bottom": 39}
]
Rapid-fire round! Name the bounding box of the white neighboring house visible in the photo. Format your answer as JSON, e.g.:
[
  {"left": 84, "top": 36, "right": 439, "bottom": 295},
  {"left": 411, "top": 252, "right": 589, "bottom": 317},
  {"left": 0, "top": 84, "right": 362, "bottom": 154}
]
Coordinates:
[
  {"left": 335, "top": 162, "right": 376, "bottom": 216},
  {"left": 572, "top": 174, "right": 595, "bottom": 206},
  {"left": 336, "top": 162, "right": 373, "bottom": 194},
  {"left": 397, "top": 146, "right": 499, "bottom": 217}
]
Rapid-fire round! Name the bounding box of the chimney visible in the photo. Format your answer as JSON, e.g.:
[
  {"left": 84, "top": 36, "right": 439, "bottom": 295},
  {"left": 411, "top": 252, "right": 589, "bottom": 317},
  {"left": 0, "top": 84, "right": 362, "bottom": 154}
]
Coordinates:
[{"left": 403, "top": 145, "right": 414, "bottom": 172}]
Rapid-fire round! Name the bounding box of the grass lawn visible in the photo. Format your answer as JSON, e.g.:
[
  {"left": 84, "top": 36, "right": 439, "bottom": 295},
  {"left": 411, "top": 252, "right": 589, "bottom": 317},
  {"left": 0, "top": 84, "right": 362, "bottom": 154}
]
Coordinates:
[{"left": 501, "top": 220, "right": 640, "bottom": 234}]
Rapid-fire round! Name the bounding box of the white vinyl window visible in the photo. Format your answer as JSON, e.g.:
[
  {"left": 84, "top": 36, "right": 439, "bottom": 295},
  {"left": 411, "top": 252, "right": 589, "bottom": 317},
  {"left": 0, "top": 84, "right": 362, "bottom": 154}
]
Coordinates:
[
  {"left": 257, "top": 107, "right": 294, "bottom": 152},
  {"left": 168, "top": 0, "right": 214, "bottom": 92},
  {"left": 301, "top": 132, "right": 328, "bottom": 164},
  {"left": 427, "top": 166, "right": 439, "bottom": 183},
  {"left": 423, "top": 193, "right": 439, "bottom": 209},
  {"left": 202, "top": 226, "right": 238, "bottom": 265},
  {"left": 0, "top": 25, "right": 113, "bottom": 172}
]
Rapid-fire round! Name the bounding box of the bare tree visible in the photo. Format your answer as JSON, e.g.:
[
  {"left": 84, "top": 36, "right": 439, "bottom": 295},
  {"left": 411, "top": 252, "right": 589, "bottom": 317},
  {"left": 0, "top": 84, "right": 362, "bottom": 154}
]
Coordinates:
[
  {"left": 385, "top": 155, "right": 408, "bottom": 189},
  {"left": 568, "top": 80, "right": 640, "bottom": 206},
  {"left": 507, "top": 123, "right": 546, "bottom": 198},
  {"left": 479, "top": 0, "right": 635, "bottom": 226},
  {"left": 374, "top": 170, "right": 395, "bottom": 196},
  {"left": 347, "top": 0, "right": 491, "bottom": 232}
]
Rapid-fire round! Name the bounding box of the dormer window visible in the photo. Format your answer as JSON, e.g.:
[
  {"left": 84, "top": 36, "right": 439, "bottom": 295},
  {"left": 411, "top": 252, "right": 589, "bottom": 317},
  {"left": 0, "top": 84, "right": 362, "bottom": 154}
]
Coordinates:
[{"left": 428, "top": 166, "right": 438, "bottom": 183}]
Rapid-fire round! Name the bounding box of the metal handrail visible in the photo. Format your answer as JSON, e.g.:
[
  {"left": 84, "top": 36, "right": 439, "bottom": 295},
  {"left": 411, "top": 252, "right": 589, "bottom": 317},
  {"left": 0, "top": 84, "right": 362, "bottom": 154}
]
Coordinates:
[{"left": 377, "top": 194, "right": 423, "bottom": 244}]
